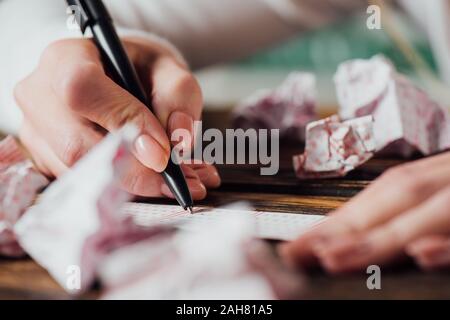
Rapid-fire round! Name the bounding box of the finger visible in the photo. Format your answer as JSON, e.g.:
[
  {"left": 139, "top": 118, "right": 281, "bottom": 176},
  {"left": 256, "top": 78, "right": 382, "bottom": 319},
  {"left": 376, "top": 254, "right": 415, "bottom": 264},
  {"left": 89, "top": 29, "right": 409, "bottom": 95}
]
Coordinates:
[
  {"left": 187, "top": 163, "right": 221, "bottom": 189},
  {"left": 281, "top": 153, "right": 450, "bottom": 267},
  {"left": 327, "top": 152, "right": 450, "bottom": 235},
  {"left": 123, "top": 39, "right": 198, "bottom": 152},
  {"left": 406, "top": 236, "right": 450, "bottom": 270},
  {"left": 150, "top": 55, "right": 202, "bottom": 150},
  {"left": 43, "top": 41, "right": 170, "bottom": 173},
  {"left": 119, "top": 156, "right": 166, "bottom": 197},
  {"left": 314, "top": 186, "right": 450, "bottom": 273}
]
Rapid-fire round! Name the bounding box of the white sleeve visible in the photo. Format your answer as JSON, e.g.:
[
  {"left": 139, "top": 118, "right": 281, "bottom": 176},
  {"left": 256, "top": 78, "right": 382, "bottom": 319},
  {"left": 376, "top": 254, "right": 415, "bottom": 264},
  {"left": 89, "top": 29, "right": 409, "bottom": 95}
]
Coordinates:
[
  {"left": 105, "top": 0, "right": 366, "bottom": 68},
  {"left": 0, "top": 0, "right": 77, "bottom": 134},
  {"left": 0, "top": 0, "right": 364, "bottom": 135}
]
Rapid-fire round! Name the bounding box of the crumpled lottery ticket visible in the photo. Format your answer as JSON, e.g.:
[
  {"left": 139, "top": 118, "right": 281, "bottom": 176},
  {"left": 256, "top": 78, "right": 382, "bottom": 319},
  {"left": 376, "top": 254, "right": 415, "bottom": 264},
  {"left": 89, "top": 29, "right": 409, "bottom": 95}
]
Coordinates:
[
  {"left": 335, "top": 55, "right": 450, "bottom": 157},
  {"left": 293, "top": 115, "right": 376, "bottom": 179},
  {"left": 232, "top": 72, "right": 317, "bottom": 141},
  {"left": 15, "top": 126, "right": 169, "bottom": 293},
  {"left": 100, "top": 208, "right": 305, "bottom": 300},
  {"left": 0, "top": 136, "right": 49, "bottom": 257}
]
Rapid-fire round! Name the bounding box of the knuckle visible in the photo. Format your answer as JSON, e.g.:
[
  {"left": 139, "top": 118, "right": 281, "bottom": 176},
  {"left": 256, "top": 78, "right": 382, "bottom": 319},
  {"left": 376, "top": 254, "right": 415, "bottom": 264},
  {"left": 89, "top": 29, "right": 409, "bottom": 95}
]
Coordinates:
[
  {"left": 41, "top": 39, "right": 98, "bottom": 63},
  {"left": 61, "top": 137, "right": 87, "bottom": 167}
]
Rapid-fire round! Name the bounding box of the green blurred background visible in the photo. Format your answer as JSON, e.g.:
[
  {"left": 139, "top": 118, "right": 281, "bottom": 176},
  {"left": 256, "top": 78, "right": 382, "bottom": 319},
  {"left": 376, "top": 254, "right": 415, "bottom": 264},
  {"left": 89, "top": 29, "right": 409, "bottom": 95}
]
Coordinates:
[{"left": 196, "top": 12, "right": 441, "bottom": 115}]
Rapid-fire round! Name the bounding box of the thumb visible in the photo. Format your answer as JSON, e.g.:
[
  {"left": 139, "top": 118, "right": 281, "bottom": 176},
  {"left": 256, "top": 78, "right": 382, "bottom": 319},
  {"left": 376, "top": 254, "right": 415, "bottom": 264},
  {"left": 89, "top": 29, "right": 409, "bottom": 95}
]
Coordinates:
[{"left": 150, "top": 56, "right": 203, "bottom": 150}]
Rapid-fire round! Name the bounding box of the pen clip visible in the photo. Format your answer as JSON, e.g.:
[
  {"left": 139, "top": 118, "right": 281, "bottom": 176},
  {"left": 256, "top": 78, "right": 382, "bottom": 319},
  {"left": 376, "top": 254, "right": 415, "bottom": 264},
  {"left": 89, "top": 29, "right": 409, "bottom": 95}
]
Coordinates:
[{"left": 66, "top": 0, "right": 90, "bottom": 34}]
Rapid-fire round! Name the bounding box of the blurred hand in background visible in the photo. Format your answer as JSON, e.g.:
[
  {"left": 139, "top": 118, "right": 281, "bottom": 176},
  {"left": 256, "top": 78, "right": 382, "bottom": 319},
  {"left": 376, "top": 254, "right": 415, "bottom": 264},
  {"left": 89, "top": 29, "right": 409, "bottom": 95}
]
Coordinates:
[{"left": 281, "top": 151, "right": 450, "bottom": 272}]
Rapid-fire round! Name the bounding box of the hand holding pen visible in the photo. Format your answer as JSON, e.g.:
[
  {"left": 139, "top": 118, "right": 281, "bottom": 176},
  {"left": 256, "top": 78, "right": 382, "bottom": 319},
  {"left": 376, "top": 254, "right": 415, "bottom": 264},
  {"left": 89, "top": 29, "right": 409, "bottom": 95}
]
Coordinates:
[{"left": 15, "top": 2, "right": 220, "bottom": 206}]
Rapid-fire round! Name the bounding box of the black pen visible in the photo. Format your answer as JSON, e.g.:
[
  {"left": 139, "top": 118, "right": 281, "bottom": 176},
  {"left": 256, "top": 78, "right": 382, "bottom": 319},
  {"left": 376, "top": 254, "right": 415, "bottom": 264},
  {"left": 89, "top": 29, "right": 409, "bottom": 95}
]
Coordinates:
[{"left": 67, "top": 0, "right": 194, "bottom": 213}]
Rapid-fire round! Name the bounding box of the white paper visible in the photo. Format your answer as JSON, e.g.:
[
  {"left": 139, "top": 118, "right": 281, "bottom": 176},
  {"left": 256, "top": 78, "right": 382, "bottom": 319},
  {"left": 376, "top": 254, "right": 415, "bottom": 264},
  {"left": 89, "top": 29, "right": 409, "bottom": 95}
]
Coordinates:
[
  {"left": 101, "top": 211, "right": 305, "bottom": 300},
  {"left": 123, "top": 203, "right": 326, "bottom": 241}
]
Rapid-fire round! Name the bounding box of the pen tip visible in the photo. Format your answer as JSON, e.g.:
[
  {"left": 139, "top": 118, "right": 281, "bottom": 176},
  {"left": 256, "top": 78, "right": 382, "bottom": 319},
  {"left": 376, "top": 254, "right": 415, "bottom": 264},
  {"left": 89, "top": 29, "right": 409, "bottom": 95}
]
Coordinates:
[{"left": 187, "top": 206, "right": 194, "bottom": 214}]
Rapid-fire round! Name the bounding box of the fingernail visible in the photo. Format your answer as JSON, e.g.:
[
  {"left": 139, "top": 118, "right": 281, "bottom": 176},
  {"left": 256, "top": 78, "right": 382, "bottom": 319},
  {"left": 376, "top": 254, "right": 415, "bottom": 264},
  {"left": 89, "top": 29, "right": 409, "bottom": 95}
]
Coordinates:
[
  {"left": 168, "top": 111, "right": 194, "bottom": 150},
  {"left": 135, "top": 134, "right": 169, "bottom": 172}
]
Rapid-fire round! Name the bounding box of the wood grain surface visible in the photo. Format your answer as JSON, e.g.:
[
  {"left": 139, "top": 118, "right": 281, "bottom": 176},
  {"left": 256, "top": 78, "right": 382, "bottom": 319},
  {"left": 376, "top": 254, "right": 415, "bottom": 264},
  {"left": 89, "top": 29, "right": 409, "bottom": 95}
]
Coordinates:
[{"left": 0, "top": 110, "right": 448, "bottom": 300}]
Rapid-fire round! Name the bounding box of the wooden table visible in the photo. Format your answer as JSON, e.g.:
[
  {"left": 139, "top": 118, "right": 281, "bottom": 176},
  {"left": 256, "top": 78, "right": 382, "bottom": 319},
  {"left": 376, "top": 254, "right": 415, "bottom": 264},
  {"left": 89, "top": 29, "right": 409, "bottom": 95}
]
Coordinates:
[{"left": 1, "top": 111, "right": 450, "bottom": 300}]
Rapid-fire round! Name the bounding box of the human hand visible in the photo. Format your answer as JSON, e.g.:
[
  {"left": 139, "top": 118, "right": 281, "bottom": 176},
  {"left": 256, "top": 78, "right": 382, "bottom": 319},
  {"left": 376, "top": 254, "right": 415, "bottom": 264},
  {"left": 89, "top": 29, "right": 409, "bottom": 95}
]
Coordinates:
[
  {"left": 280, "top": 152, "right": 450, "bottom": 272},
  {"left": 14, "top": 37, "right": 220, "bottom": 199}
]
